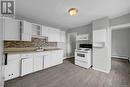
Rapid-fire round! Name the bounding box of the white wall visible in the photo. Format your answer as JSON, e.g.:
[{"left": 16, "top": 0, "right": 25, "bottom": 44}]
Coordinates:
[
  {"left": 112, "top": 28, "right": 130, "bottom": 59},
  {"left": 67, "top": 24, "right": 93, "bottom": 44},
  {"left": 110, "top": 13, "right": 130, "bottom": 27},
  {"left": 93, "top": 17, "right": 111, "bottom": 73},
  {"left": 66, "top": 24, "right": 92, "bottom": 58},
  {"left": 0, "top": 18, "right": 4, "bottom": 87}
]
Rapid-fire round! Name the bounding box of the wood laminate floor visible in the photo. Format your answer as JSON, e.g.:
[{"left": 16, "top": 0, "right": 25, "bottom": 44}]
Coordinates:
[{"left": 5, "top": 58, "right": 130, "bottom": 87}]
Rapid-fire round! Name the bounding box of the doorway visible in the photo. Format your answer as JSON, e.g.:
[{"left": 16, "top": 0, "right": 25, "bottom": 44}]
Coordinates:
[
  {"left": 111, "top": 27, "right": 130, "bottom": 61},
  {"left": 67, "top": 32, "right": 77, "bottom": 60}
]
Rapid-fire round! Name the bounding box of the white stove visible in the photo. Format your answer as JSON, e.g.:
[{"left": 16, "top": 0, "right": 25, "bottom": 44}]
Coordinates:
[
  {"left": 75, "top": 48, "right": 92, "bottom": 69},
  {"left": 75, "top": 48, "right": 91, "bottom": 52}
]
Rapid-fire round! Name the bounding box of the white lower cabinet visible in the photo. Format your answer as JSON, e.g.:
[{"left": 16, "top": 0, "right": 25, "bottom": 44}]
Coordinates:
[
  {"left": 33, "top": 53, "right": 44, "bottom": 72},
  {"left": 4, "top": 50, "right": 64, "bottom": 80},
  {"left": 21, "top": 58, "right": 33, "bottom": 76},
  {"left": 21, "top": 54, "right": 33, "bottom": 76},
  {"left": 44, "top": 50, "right": 64, "bottom": 69},
  {"left": 4, "top": 54, "right": 21, "bottom": 81},
  {"left": 44, "top": 52, "right": 51, "bottom": 69}
]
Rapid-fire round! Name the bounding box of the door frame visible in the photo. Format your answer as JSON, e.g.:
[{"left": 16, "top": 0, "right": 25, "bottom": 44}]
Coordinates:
[
  {"left": 110, "top": 23, "right": 130, "bottom": 62},
  {"left": 67, "top": 32, "right": 77, "bottom": 58}
]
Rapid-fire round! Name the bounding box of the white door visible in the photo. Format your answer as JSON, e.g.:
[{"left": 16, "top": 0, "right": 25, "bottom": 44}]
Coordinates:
[
  {"left": 4, "top": 18, "right": 20, "bottom": 40},
  {"left": 33, "top": 54, "right": 43, "bottom": 72},
  {"left": 21, "top": 58, "right": 33, "bottom": 76}
]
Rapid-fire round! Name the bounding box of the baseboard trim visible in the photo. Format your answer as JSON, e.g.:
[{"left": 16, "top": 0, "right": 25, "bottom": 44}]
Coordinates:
[
  {"left": 112, "top": 56, "right": 129, "bottom": 59},
  {"left": 64, "top": 56, "right": 74, "bottom": 59},
  {"left": 92, "top": 67, "right": 110, "bottom": 73}
]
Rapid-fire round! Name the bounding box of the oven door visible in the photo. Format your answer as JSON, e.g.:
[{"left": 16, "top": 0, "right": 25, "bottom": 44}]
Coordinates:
[{"left": 75, "top": 51, "right": 87, "bottom": 62}]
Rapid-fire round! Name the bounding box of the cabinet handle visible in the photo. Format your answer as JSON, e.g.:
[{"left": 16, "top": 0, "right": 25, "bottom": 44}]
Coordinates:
[{"left": 5, "top": 53, "right": 8, "bottom": 65}]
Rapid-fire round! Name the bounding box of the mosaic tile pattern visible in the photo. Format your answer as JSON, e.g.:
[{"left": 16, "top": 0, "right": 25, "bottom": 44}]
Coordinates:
[{"left": 4, "top": 37, "right": 57, "bottom": 48}]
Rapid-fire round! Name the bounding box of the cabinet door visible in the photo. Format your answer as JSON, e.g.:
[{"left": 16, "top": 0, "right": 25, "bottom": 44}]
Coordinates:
[
  {"left": 47, "top": 27, "right": 54, "bottom": 42},
  {"left": 60, "top": 31, "right": 65, "bottom": 42},
  {"left": 51, "top": 51, "right": 63, "bottom": 66},
  {"left": 4, "top": 60, "right": 20, "bottom": 81},
  {"left": 21, "top": 33, "right": 32, "bottom": 41},
  {"left": 21, "top": 57, "right": 33, "bottom": 76},
  {"left": 4, "top": 54, "right": 21, "bottom": 81},
  {"left": 21, "top": 21, "right": 32, "bottom": 41},
  {"left": 44, "top": 55, "right": 51, "bottom": 69},
  {"left": 55, "top": 29, "right": 60, "bottom": 42},
  {"left": 32, "top": 24, "right": 42, "bottom": 36},
  {"left": 42, "top": 26, "right": 51, "bottom": 40},
  {"left": 51, "top": 51, "right": 57, "bottom": 66},
  {"left": 59, "top": 50, "right": 64, "bottom": 60},
  {"left": 21, "top": 21, "right": 32, "bottom": 35},
  {"left": 33, "top": 54, "right": 43, "bottom": 72},
  {"left": 42, "top": 26, "right": 48, "bottom": 37},
  {"left": 4, "top": 18, "right": 20, "bottom": 40},
  {"left": 57, "top": 50, "right": 63, "bottom": 64}
]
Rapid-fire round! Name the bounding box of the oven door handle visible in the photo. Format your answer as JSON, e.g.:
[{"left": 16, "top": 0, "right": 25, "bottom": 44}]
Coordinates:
[{"left": 75, "top": 51, "right": 88, "bottom": 53}]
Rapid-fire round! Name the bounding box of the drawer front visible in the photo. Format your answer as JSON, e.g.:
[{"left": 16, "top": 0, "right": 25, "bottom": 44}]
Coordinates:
[
  {"left": 21, "top": 53, "right": 33, "bottom": 58},
  {"left": 75, "top": 52, "right": 88, "bottom": 62},
  {"left": 75, "top": 60, "right": 90, "bottom": 69},
  {"left": 43, "top": 51, "right": 51, "bottom": 56},
  {"left": 34, "top": 52, "right": 44, "bottom": 56},
  {"left": 7, "top": 54, "right": 21, "bottom": 61}
]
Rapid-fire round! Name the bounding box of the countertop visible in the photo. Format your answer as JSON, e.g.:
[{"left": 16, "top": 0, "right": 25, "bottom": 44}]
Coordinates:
[{"left": 4, "top": 47, "right": 63, "bottom": 54}]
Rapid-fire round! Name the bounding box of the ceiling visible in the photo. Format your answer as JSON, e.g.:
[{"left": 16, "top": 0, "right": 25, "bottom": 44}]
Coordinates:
[{"left": 15, "top": 0, "right": 130, "bottom": 30}]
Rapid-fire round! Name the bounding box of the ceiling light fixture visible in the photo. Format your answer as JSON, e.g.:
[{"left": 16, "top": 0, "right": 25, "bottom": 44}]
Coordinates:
[{"left": 68, "top": 8, "right": 78, "bottom": 16}]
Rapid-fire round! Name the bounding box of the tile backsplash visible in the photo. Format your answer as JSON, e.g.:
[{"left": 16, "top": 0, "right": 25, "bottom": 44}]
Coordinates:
[{"left": 4, "top": 37, "right": 57, "bottom": 48}]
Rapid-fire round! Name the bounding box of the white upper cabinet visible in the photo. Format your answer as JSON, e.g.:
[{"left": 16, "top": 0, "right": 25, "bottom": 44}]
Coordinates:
[
  {"left": 42, "top": 26, "right": 49, "bottom": 37},
  {"left": 32, "top": 24, "right": 42, "bottom": 36},
  {"left": 4, "top": 18, "right": 20, "bottom": 40},
  {"left": 42, "top": 26, "right": 60, "bottom": 42},
  {"left": 21, "top": 21, "right": 32, "bottom": 35},
  {"left": 76, "top": 34, "right": 89, "bottom": 41},
  {"left": 20, "top": 21, "right": 32, "bottom": 41},
  {"left": 49, "top": 28, "right": 60, "bottom": 42},
  {"left": 60, "top": 31, "right": 66, "bottom": 42}
]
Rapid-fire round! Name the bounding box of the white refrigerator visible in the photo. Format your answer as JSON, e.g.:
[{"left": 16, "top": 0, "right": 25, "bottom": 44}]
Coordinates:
[{"left": 0, "top": 18, "right": 4, "bottom": 87}]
